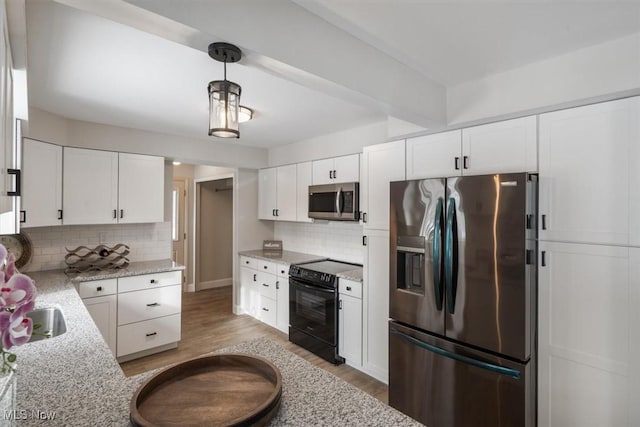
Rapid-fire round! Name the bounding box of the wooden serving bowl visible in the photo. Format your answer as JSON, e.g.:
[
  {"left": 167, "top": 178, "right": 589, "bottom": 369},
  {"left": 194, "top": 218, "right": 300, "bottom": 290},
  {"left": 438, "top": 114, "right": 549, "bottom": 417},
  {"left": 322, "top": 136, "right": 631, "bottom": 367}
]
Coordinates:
[{"left": 130, "top": 353, "right": 283, "bottom": 427}]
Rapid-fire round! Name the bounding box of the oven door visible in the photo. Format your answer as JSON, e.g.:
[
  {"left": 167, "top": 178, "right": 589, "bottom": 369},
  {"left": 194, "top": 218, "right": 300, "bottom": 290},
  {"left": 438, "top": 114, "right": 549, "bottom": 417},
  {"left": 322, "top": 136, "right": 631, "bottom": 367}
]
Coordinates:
[{"left": 289, "top": 278, "right": 337, "bottom": 345}]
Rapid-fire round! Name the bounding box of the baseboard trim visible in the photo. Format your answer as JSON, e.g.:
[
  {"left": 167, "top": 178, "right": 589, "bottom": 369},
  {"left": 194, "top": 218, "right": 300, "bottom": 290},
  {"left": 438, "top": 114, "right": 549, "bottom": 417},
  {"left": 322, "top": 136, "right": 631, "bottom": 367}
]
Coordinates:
[
  {"left": 186, "top": 283, "right": 195, "bottom": 293},
  {"left": 198, "top": 278, "right": 232, "bottom": 290}
]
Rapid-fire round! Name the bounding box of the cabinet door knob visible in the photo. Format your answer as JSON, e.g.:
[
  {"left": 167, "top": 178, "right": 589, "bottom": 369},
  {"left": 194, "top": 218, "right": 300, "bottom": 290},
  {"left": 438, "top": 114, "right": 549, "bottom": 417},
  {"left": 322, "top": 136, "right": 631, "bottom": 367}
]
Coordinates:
[
  {"left": 346, "top": 286, "right": 352, "bottom": 291},
  {"left": 245, "top": 260, "right": 249, "bottom": 264},
  {"left": 96, "top": 286, "right": 103, "bottom": 291},
  {"left": 264, "top": 265, "right": 268, "bottom": 269},
  {"left": 150, "top": 279, "right": 157, "bottom": 284}
]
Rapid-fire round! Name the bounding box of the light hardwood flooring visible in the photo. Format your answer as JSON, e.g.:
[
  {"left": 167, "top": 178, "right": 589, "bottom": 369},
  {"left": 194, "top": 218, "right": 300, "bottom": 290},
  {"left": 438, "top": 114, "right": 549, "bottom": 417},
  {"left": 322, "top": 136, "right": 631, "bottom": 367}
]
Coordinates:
[{"left": 119, "top": 286, "right": 388, "bottom": 403}]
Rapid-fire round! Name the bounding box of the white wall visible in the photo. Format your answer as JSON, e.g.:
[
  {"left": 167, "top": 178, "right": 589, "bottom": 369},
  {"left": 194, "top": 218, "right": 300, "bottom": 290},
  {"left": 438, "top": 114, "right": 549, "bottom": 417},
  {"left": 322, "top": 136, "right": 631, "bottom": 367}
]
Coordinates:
[
  {"left": 22, "top": 222, "right": 171, "bottom": 272},
  {"left": 447, "top": 32, "right": 640, "bottom": 125},
  {"left": 25, "top": 107, "right": 269, "bottom": 169},
  {"left": 267, "top": 120, "right": 386, "bottom": 166},
  {"left": 275, "top": 221, "right": 363, "bottom": 265}
]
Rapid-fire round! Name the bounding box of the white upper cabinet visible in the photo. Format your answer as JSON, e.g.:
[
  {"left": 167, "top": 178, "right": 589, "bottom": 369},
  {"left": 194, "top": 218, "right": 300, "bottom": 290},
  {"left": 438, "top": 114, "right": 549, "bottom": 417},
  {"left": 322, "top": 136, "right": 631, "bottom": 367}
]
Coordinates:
[
  {"left": 0, "top": 12, "right": 13, "bottom": 216},
  {"left": 258, "top": 164, "right": 297, "bottom": 221},
  {"left": 461, "top": 115, "right": 537, "bottom": 175},
  {"left": 296, "top": 161, "right": 312, "bottom": 222},
  {"left": 258, "top": 167, "right": 277, "bottom": 220},
  {"left": 539, "top": 97, "right": 639, "bottom": 246},
  {"left": 361, "top": 140, "right": 405, "bottom": 230},
  {"left": 312, "top": 154, "right": 359, "bottom": 185},
  {"left": 63, "top": 148, "right": 164, "bottom": 225},
  {"left": 118, "top": 153, "right": 164, "bottom": 224},
  {"left": 63, "top": 147, "right": 119, "bottom": 225},
  {"left": 406, "top": 130, "right": 461, "bottom": 179},
  {"left": 22, "top": 139, "right": 63, "bottom": 227}
]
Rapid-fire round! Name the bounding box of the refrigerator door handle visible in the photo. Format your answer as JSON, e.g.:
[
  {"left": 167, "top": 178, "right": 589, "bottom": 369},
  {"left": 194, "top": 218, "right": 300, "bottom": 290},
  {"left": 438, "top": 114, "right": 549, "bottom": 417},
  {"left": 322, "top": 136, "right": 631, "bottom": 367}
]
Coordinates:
[
  {"left": 433, "top": 197, "right": 444, "bottom": 311},
  {"left": 389, "top": 327, "right": 521, "bottom": 379},
  {"left": 444, "top": 197, "right": 459, "bottom": 314}
]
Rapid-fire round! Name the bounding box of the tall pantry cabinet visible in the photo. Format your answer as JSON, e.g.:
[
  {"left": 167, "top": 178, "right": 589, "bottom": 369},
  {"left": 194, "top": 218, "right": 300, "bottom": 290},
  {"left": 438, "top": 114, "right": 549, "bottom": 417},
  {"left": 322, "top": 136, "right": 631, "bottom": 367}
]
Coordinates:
[
  {"left": 360, "top": 139, "right": 405, "bottom": 383},
  {"left": 537, "top": 96, "right": 640, "bottom": 427}
]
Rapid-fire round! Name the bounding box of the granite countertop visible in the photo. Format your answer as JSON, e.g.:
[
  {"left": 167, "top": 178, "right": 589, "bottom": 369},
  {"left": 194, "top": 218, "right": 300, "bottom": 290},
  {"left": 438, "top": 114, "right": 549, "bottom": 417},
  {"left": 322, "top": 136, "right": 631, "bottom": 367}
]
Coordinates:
[
  {"left": 239, "top": 249, "right": 326, "bottom": 265},
  {"left": 69, "top": 259, "right": 184, "bottom": 283},
  {"left": 12, "top": 260, "right": 185, "bottom": 426},
  {"left": 337, "top": 267, "right": 363, "bottom": 282}
]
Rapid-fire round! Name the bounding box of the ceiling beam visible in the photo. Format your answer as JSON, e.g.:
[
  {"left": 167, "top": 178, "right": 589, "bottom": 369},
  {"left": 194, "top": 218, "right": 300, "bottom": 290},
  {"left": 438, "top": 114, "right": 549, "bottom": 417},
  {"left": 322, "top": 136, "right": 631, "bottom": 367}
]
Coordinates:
[{"left": 53, "top": 0, "right": 446, "bottom": 129}]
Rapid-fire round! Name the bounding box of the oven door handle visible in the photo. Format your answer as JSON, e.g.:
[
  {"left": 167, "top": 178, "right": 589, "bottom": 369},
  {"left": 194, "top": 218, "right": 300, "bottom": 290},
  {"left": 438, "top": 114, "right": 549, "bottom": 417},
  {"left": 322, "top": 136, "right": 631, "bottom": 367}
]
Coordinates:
[{"left": 290, "top": 280, "right": 335, "bottom": 294}]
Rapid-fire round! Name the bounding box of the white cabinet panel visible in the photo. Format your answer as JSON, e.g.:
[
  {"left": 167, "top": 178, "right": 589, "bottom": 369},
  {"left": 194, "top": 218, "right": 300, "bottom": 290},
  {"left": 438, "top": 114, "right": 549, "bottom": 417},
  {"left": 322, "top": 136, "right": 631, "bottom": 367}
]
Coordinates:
[
  {"left": 312, "top": 158, "right": 334, "bottom": 185},
  {"left": 538, "top": 241, "right": 631, "bottom": 427},
  {"left": 629, "top": 100, "right": 640, "bottom": 247},
  {"left": 296, "top": 161, "right": 312, "bottom": 222},
  {"left": 22, "top": 139, "right": 62, "bottom": 227},
  {"left": 406, "top": 130, "right": 461, "bottom": 179},
  {"left": 258, "top": 167, "right": 277, "bottom": 220},
  {"left": 312, "top": 154, "right": 359, "bottom": 185},
  {"left": 117, "top": 153, "right": 164, "bottom": 223},
  {"left": 117, "top": 285, "right": 182, "bottom": 325},
  {"left": 118, "top": 271, "right": 181, "bottom": 293},
  {"left": 539, "top": 98, "right": 638, "bottom": 245},
  {"left": 276, "top": 274, "right": 289, "bottom": 333},
  {"left": 629, "top": 249, "right": 640, "bottom": 426},
  {"left": 117, "top": 314, "right": 181, "bottom": 357},
  {"left": 462, "top": 116, "right": 537, "bottom": 175},
  {"left": 362, "top": 140, "right": 405, "bottom": 230},
  {"left": 339, "top": 291, "right": 362, "bottom": 367},
  {"left": 240, "top": 255, "right": 256, "bottom": 270},
  {"left": 240, "top": 266, "right": 254, "bottom": 315},
  {"left": 78, "top": 278, "right": 117, "bottom": 299},
  {"left": 258, "top": 295, "right": 277, "bottom": 327},
  {"left": 338, "top": 278, "right": 362, "bottom": 299},
  {"left": 333, "top": 154, "right": 359, "bottom": 183},
  {"left": 63, "top": 147, "right": 118, "bottom": 225},
  {"left": 362, "top": 229, "right": 390, "bottom": 382},
  {"left": 275, "top": 164, "right": 296, "bottom": 221},
  {"left": 256, "top": 271, "right": 277, "bottom": 300},
  {"left": 83, "top": 294, "right": 117, "bottom": 356}
]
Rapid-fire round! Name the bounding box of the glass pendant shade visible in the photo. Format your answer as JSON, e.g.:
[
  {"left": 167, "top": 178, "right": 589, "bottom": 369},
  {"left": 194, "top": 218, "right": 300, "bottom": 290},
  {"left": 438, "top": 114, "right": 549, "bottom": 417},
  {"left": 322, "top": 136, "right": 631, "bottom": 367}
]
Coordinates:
[{"left": 208, "top": 79, "right": 241, "bottom": 138}]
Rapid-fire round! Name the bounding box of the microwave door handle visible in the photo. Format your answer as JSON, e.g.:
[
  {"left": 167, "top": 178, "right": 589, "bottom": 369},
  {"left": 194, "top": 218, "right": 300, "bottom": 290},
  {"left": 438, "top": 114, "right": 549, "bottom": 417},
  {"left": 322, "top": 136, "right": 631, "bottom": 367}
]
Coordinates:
[{"left": 335, "top": 187, "right": 342, "bottom": 215}]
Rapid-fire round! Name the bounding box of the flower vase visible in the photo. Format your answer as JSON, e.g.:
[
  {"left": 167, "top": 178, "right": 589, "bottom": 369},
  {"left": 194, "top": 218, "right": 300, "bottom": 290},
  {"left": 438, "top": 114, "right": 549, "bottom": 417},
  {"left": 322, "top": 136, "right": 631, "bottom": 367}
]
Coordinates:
[{"left": 0, "top": 367, "right": 16, "bottom": 426}]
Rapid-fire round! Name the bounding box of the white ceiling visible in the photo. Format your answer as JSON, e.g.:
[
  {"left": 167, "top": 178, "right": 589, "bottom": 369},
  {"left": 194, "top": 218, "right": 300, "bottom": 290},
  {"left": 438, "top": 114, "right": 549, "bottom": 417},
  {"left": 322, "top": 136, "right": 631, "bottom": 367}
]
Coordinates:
[{"left": 25, "top": 0, "right": 640, "bottom": 149}]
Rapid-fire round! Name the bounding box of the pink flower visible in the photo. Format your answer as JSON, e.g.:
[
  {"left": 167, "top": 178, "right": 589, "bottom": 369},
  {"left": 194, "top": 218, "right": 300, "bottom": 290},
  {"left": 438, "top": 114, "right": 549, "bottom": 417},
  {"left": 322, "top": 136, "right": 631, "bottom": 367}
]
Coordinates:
[
  {"left": 0, "top": 273, "right": 37, "bottom": 309},
  {"left": 0, "top": 301, "right": 34, "bottom": 350}
]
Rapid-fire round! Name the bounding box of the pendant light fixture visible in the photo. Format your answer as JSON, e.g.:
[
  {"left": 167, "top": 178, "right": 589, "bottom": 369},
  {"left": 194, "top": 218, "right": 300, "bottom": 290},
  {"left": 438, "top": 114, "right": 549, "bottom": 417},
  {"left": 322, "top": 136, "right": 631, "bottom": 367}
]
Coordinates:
[{"left": 208, "top": 42, "right": 243, "bottom": 138}]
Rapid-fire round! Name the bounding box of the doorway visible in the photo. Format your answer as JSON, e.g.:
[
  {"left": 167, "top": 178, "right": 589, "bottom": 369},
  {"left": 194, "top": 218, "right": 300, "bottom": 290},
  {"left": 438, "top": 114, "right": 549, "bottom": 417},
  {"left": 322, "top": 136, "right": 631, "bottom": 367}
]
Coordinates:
[
  {"left": 195, "top": 177, "right": 233, "bottom": 290},
  {"left": 171, "top": 179, "right": 188, "bottom": 290}
]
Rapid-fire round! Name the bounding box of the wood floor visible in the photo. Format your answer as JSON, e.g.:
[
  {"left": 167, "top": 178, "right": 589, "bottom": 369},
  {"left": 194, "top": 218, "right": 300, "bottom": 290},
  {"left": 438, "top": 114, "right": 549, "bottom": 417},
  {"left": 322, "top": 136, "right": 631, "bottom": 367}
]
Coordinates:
[{"left": 120, "top": 286, "right": 389, "bottom": 403}]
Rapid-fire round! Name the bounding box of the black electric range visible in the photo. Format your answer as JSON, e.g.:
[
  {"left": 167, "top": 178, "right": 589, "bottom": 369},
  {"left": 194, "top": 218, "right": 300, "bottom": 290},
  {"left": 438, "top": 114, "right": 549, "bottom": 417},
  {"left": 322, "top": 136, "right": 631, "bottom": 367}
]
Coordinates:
[{"left": 288, "top": 259, "right": 361, "bottom": 364}]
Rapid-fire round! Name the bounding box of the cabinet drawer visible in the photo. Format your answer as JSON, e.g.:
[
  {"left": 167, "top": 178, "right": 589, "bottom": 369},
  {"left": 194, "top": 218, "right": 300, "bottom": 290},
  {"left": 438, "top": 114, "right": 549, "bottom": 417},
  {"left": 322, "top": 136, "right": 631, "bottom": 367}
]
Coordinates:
[
  {"left": 256, "top": 260, "right": 276, "bottom": 275},
  {"left": 240, "top": 256, "right": 256, "bottom": 269},
  {"left": 116, "top": 314, "right": 181, "bottom": 357},
  {"left": 118, "top": 285, "right": 182, "bottom": 325},
  {"left": 275, "top": 263, "right": 289, "bottom": 278},
  {"left": 258, "top": 296, "right": 277, "bottom": 327},
  {"left": 339, "top": 279, "right": 362, "bottom": 299},
  {"left": 78, "top": 278, "right": 118, "bottom": 298},
  {"left": 256, "top": 272, "right": 277, "bottom": 300},
  {"left": 118, "top": 271, "right": 181, "bottom": 293}
]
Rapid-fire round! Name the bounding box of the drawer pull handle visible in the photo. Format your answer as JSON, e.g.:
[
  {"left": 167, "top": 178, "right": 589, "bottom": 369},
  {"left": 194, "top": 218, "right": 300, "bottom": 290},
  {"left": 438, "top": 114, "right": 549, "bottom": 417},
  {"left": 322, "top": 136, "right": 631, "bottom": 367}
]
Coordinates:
[
  {"left": 97, "top": 286, "right": 103, "bottom": 291},
  {"left": 262, "top": 283, "right": 269, "bottom": 287},
  {"left": 150, "top": 279, "right": 157, "bottom": 284},
  {"left": 346, "top": 286, "right": 352, "bottom": 291},
  {"left": 146, "top": 302, "right": 160, "bottom": 307},
  {"left": 262, "top": 307, "right": 269, "bottom": 312},
  {"left": 146, "top": 332, "right": 157, "bottom": 337},
  {"left": 263, "top": 266, "right": 268, "bottom": 269},
  {"left": 276, "top": 281, "right": 279, "bottom": 290}
]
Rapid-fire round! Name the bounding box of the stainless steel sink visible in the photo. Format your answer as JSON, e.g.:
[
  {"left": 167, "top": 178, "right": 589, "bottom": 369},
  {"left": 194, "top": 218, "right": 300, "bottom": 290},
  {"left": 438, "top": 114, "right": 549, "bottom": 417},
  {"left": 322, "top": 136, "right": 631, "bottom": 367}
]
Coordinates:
[{"left": 26, "top": 308, "right": 67, "bottom": 342}]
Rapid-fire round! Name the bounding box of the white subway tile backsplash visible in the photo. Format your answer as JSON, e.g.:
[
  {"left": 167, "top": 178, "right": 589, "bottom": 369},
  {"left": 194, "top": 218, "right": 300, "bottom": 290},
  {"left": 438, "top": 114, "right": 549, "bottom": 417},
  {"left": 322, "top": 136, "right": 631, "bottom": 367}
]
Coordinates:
[
  {"left": 22, "top": 222, "right": 172, "bottom": 272},
  {"left": 274, "top": 221, "right": 363, "bottom": 264}
]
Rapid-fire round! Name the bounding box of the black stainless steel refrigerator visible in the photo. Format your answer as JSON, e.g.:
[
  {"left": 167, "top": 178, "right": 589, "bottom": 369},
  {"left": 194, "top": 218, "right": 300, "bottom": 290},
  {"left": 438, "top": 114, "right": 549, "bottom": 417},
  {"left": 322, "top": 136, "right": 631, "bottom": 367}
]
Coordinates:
[{"left": 388, "top": 173, "right": 537, "bottom": 427}]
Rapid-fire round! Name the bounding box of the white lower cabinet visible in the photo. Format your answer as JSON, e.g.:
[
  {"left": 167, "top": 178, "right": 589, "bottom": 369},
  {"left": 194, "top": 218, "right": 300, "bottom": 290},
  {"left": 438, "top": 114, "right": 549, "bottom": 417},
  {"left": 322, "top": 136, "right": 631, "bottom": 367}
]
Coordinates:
[
  {"left": 538, "top": 241, "right": 637, "bottom": 427},
  {"left": 338, "top": 278, "right": 362, "bottom": 367},
  {"left": 240, "top": 255, "right": 290, "bottom": 333},
  {"left": 78, "top": 270, "right": 183, "bottom": 361},
  {"left": 117, "top": 314, "right": 181, "bottom": 357},
  {"left": 80, "top": 278, "right": 117, "bottom": 357}
]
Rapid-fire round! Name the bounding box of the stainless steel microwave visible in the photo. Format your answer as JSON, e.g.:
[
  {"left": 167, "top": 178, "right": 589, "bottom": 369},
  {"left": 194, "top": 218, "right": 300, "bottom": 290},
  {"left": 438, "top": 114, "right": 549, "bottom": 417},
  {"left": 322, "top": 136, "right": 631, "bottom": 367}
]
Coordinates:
[{"left": 308, "top": 182, "right": 359, "bottom": 221}]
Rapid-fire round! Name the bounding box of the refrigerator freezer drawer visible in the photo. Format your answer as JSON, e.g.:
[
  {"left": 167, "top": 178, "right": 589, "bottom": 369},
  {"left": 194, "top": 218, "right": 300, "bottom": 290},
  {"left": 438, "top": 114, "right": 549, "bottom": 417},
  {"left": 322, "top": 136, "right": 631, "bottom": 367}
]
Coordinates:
[{"left": 389, "top": 321, "right": 534, "bottom": 427}]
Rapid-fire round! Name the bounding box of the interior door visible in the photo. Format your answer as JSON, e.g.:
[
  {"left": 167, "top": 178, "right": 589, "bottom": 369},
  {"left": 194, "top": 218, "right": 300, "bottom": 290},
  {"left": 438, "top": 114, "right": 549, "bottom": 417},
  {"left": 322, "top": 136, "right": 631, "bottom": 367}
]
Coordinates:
[
  {"left": 445, "top": 173, "right": 533, "bottom": 361},
  {"left": 389, "top": 179, "right": 446, "bottom": 336}
]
